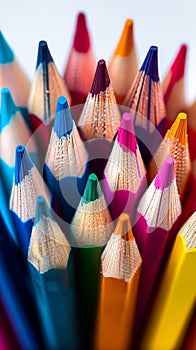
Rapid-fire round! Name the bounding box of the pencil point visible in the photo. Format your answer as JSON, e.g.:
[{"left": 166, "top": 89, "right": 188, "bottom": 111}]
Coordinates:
[
  {"left": 54, "top": 96, "right": 73, "bottom": 138},
  {"left": 117, "top": 112, "right": 137, "bottom": 153},
  {"left": 15, "top": 145, "right": 34, "bottom": 185},
  {"left": 36, "top": 40, "right": 53, "bottom": 68},
  {"left": 82, "top": 173, "right": 102, "bottom": 203},
  {"left": 1, "top": 88, "right": 18, "bottom": 130},
  {"left": 171, "top": 44, "right": 187, "bottom": 82},
  {"left": 167, "top": 112, "right": 187, "bottom": 147},
  {"left": 35, "top": 196, "right": 53, "bottom": 225},
  {"left": 140, "top": 46, "right": 159, "bottom": 82},
  {"left": 73, "top": 12, "right": 90, "bottom": 53},
  {"left": 114, "top": 19, "right": 134, "bottom": 57},
  {"left": 91, "top": 59, "right": 110, "bottom": 96},
  {"left": 114, "top": 213, "right": 134, "bottom": 241},
  {"left": 155, "top": 157, "right": 175, "bottom": 190},
  {"left": 0, "top": 31, "right": 14, "bottom": 63}
]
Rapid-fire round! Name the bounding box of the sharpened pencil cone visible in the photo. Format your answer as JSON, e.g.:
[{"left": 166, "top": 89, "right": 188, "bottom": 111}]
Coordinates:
[
  {"left": 91, "top": 59, "right": 110, "bottom": 96},
  {"left": 15, "top": 145, "right": 33, "bottom": 185},
  {"left": 155, "top": 157, "right": 175, "bottom": 190},
  {"left": 54, "top": 96, "right": 73, "bottom": 138},
  {"left": 83, "top": 173, "right": 102, "bottom": 203},
  {"left": 114, "top": 19, "right": 134, "bottom": 57},
  {"left": 117, "top": 113, "right": 137, "bottom": 153},
  {"left": 36, "top": 41, "right": 53, "bottom": 68},
  {"left": 167, "top": 112, "right": 187, "bottom": 147},
  {"left": 1, "top": 88, "right": 17, "bottom": 130},
  {"left": 0, "top": 31, "right": 14, "bottom": 63},
  {"left": 34, "top": 196, "right": 53, "bottom": 225},
  {"left": 114, "top": 213, "right": 134, "bottom": 241},
  {"left": 140, "top": 45, "right": 159, "bottom": 82},
  {"left": 73, "top": 12, "right": 90, "bottom": 53}
]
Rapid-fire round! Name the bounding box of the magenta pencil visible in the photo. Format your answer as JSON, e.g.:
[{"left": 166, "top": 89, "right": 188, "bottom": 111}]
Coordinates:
[
  {"left": 0, "top": 302, "right": 20, "bottom": 350},
  {"left": 133, "top": 157, "right": 182, "bottom": 340},
  {"left": 103, "top": 112, "right": 147, "bottom": 224}
]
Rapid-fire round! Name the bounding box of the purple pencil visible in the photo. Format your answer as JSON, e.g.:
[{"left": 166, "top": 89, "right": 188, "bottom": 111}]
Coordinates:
[
  {"left": 133, "top": 157, "right": 182, "bottom": 341},
  {"left": 103, "top": 112, "right": 147, "bottom": 225}
]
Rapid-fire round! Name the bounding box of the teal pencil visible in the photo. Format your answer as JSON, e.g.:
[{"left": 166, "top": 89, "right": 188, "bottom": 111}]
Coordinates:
[{"left": 28, "top": 196, "right": 80, "bottom": 350}]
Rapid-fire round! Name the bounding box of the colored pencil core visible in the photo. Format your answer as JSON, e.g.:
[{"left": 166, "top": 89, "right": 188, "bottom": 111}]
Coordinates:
[
  {"left": 15, "top": 145, "right": 33, "bottom": 185},
  {"left": 1, "top": 88, "right": 17, "bottom": 130},
  {"left": 166, "top": 112, "right": 187, "bottom": 147},
  {"left": 114, "top": 213, "right": 134, "bottom": 241},
  {"left": 117, "top": 113, "right": 137, "bottom": 153},
  {"left": 82, "top": 173, "right": 101, "bottom": 203},
  {"left": 0, "top": 31, "right": 14, "bottom": 63},
  {"left": 36, "top": 41, "right": 53, "bottom": 68},
  {"left": 155, "top": 157, "right": 175, "bottom": 190},
  {"left": 140, "top": 46, "right": 159, "bottom": 82},
  {"left": 91, "top": 59, "right": 110, "bottom": 96},
  {"left": 54, "top": 96, "right": 73, "bottom": 138},
  {"left": 34, "top": 196, "right": 53, "bottom": 225},
  {"left": 114, "top": 19, "right": 134, "bottom": 57},
  {"left": 73, "top": 12, "right": 90, "bottom": 53}
]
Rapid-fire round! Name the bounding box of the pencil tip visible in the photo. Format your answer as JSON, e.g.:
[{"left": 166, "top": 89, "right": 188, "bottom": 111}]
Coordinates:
[
  {"left": 167, "top": 112, "right": 187, "bottom": 146},
  {"left": 82, "top": 173, "right": 102, "bottom": 203},
  {"left": 54, "top": 96, "right": 73, "bottom": 138},
  {"left": 0, "top": 31, "right": 14, "bottom": 63},
  {"left": 35, "top": 196, "right": 52, "bottom": 225},
  {"left": 114, "top": 213, "right": 134, "bottom": 241},
  {"left": 1, "top": 88, "right": 17, "bottom": 130},
  {"left": 140, "top": 45, "right": 159, "bottom": 82},
  {"left": 36, "top": 40, "right": 53, "bottom": 68},
  {"left": 117, "top": 112, "right": 137, "bottom": 153},
  {"left": 91, "top": 59, "right": 110, "bottom": 96},
  {"left": 171, "top": 44, "right": 187, "bottom": 81},
  {"left": 73, "top": 12, "right": 90, "bottom": 53},
  {"left": 15, "top": 145, "right": 34, "bottom": 185},
  {"left": 155, "top": 157, "right": 175, "bottom": 189},
  {"left": 114, "top": 19, "right": 134, "bottom": 57}
]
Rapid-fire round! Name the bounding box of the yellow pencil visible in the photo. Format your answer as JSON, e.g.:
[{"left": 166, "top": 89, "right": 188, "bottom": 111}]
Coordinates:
[
  {"left": 140, "top": 211, "right": 196, "bottom": 350},
  {"left": 94, "top": 213, "right": 142, "bottom": 350}
]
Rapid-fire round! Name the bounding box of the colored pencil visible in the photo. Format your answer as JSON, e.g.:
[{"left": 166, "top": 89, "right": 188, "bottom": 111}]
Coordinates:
[
  {"left": 63, "top": 12, "right": 96, "bottom": 106},
  {"left": 28, "top": 40, "right": 71, "bottom": 151},
  {"left": 180, "top": 310, "right": 196, "bottom": 350},
  {"left": 162, "top": 44, "right": 188, "bottom": 123},
  {"left": 187, "top": 100, "right": 196, "bottom": 163},
  {"left": 148, "top": 112, "right": 191, "bottom": 200},
  {"left": 0, "top": 302, "right": 20, "bottom": 350},
  {"left": 44, "top": 95, "right": 89, "bottom": 226},
  {"left": 0, "top": 87, "right": 38, "bottom": 196},
  {"left": 108, "top": 19, "right": 138, "bottom": 104},
  {"left": 10, "top": 144, "right": 49, "bottom": 258},
  {"left": 133, "top": 157, "right": 182, "bottom": 341},
  {"left": 103, "top": 112, "right": 147, "bottom": 224},
  {"left": 140, "top": 211, "right": 196, "bottom": 350},
  {"left": 124, "top": 46, "right": 166, "bottom": 166},
  {"left": 71, "top": 173, "right": 113, "bottom": 349},
  {"left": 94, "top": 213, "right": 142, "bottom": 350},
  {"left": 28, "top": 195, "right": 80, "bottom": 350},
  {"left": 0, "top": 212, "right": 43, "bottom": 350},
  {"left": 78, "top": 59, "right": 121, "bottom": 141},
  {"left": 0, "top": 30, "right": 30, "bottom": 122}
]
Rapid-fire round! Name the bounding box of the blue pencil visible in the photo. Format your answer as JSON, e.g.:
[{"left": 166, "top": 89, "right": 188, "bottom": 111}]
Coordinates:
[
  {"left": 28, "top": 196, "right": 80, "bottom": 350},
  {"left": 44, "top": 96, "right": 89, "bottom": 229},
  {"left": 0, "top": 88, "right": 38, "bottom": 196},
  {"left": 0, "top": 31, "right": 30, "bottom": 124},
  {"left": 0, "top": 213, "right": 44, "bottom": 350},
  {"left": 10, "top": 144, "right": 49, "bottom": 258}
]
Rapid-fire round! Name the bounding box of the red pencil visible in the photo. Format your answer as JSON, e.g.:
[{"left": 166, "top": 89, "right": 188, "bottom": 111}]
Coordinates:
[{"left": 63, "top": 12, "right": 96, "bottom": 106}]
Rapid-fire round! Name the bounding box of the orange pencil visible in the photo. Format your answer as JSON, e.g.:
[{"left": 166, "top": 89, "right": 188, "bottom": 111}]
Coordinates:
[
  {"left": 63, "top": 12, "right": 96, "bottom": 106},
  {"left": 108, "top": 19, "right": 138, "bottom": 104},
  {"left": 162, "top": 44, "right": 188, "bottom": 123},
  {"left": 94, "top": 213, "right": 142, "bottom": 350},
  {"left": 148, "top": 112, "right": 191, "bottom": 200}
]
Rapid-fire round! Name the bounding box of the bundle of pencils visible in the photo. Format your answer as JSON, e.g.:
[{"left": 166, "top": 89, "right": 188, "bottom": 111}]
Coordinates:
[{"left": 0, "top": 10, "right": 195, "bottom": 350}]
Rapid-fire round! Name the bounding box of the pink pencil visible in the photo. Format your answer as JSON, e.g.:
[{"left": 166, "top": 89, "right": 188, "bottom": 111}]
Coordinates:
[
  {"left": 103, "top": 112, "right": 147, "bottom": 225},
  {"left": 133, "top": 157, "right": 182, "bottom": 341}
]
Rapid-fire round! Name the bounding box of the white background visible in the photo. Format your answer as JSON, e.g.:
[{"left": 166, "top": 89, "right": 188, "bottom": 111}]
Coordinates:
[{"left": 1, "top": 0, "right": 196, "bottom": 103}]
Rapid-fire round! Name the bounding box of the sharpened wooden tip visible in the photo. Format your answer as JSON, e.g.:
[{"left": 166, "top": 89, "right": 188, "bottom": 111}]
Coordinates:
[
  {"left": 167, "top": 112, "right": 187, "bottom": 147},
  {"left": 114, "top": 19, "right": 134, "bottom": 57},
  {"left": 114, "top": 213, "right": 134, "bottom": 241}
]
